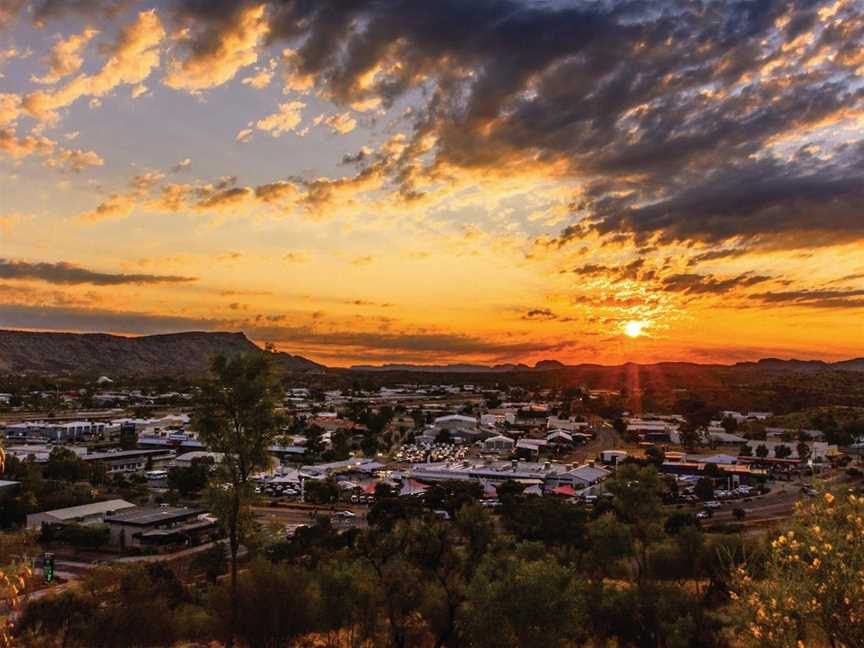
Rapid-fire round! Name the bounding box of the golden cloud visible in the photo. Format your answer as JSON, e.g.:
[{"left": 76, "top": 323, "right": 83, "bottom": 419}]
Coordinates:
[
  {"left": 32, "top": 28, "right": 99, "bottom": 85},
  {"left": 164, "top": 4, "right": 268, "bottom": 92},
  {"left": 22, "top": 10, "right": 165, "bottom": 123}
]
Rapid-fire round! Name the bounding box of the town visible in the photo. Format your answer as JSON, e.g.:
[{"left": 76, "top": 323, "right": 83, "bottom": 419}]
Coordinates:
[{"left": 1, "top": 355, "right": 862, "bottom": 646}]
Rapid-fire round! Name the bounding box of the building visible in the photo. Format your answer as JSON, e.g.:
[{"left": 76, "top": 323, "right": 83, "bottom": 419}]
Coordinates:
[
  {"left": 626, "top": 418, "right": 674, "bottom": 442},
  {"left": 83, "top": 448, "right": 175, "bottom": 474},
  {"left": 483, "top": 434, "right": 515, "bottom": 452},
  {"left": 26, "top": 499, "right": 135, "bottom": 529},
  {"left": 600, "top": 449, "right": 628, "bottom": 465},
  {"left": 105, "top": 506, "right": 217, "bottom": 549},
  {"left": 408, "top": 459, "right": 610, "bottom": 492}
]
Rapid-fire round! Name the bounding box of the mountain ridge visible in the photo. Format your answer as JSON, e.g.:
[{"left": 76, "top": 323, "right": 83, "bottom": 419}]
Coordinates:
[{"left": 0, "top": 329, "right": 322, "bottom": 376}]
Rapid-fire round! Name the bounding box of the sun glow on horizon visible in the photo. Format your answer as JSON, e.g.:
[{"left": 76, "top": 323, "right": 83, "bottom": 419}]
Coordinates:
[{"left": 623, "top": 320, "right": 648, "bottom": 338}]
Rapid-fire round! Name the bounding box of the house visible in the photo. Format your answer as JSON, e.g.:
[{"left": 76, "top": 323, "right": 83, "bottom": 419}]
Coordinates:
[
  {"left": 483, "top": 434, "right": 515, "bottom": 452},
  {"left": 83, "top": 448, "right": 174, "bottom": 474},
  {"left": 626, "top": 418, "right": 674, "bottom": 442},
  {"left": 105, "top": 506, "right": 217, "bottom": 550},
  {"left": 173, "top": 451, "right": 223, "bottom": 468},
  {"left": 26, "top": 499, "right": 136, "bottom": 529},
  {"left": 600, "top": 449, "right": 628, "bottom": 465},
  {"left": 546, "top": 417, "right": 590, "bottom": 433},
  {"left": 546, "top": 430, "right": 574, "bottom": 446},
  {"left": 706, "top": 428, "right": 748, "bottom": 445}
]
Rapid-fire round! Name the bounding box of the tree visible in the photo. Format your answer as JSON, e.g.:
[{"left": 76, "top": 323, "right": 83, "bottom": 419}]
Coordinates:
[
  {"left": 208, "top": 559, "right": 321, "bottom": 648},
  {"left": 612, "top": 417, "right": 628, "bottom": 440},
  {"left": 739, "top": 444, "right": 753, "bottom": 457},
  {"left": 721, "top": 415, "right": 738, "bottom": 434},
  {"left": 694, "top": 477, "right": 714, "bottom": 501},
  {"left": 755, "top": 443, "right": 769, "bottom": 458},
  {"left": 732, "top": 493, "right": 864, "bottom": 647},
  {"left": 304, "top": 478, "right": 339, "bottom": 504},
  {"left": 435, "top": 429, "right": 452, "bottom": 445},
  {"left": 773, "top": 444, "right": 792, "bottom": 459},
  {"left": 606, "top": 464, "right": 665, "bottom": 582},
  {"left": 645, "top": 445, "right": 665, "bottom": 466},
  {"left": 167, "top": 457, "right": 211, "bottom": 497},
  {"left": 796, "top": 442, "right": 811, "bottom": 463},
  {"left": 193, "top": 353, "right": 284, "bottom": 647},
  {"left": 460, "top": 553, "right": 587, "bottom": 648},
  {"left": 119, "top": 423, "right": 138, "bottom": 451}
]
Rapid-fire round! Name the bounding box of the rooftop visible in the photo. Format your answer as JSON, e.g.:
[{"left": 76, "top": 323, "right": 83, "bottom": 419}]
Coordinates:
[{"left": 105, "top": 506, "right": 203, "bottom": 526}]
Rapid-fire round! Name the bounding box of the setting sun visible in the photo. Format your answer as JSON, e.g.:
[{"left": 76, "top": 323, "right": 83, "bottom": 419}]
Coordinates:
[{"left": 623, "top": 320, "right": 647, "bottom": 338}]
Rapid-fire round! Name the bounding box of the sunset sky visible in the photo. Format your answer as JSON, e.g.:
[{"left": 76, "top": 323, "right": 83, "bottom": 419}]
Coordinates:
[{"left": 0, "top": 0, "right": 862, "bottom": 366}]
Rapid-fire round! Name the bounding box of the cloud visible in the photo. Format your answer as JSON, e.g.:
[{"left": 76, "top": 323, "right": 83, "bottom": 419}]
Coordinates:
[
  {"left": 30, "top": 0, "right": 132, "bottom": 26},
  {"left": 750, "top": 288, "right": 864, "bottom": 309},
  {"left": 313, "top": 111, "right": 357, "bottom": 135},
  {"left": 42, "top": 147, "right": 104, "bottom": 172},
  {"left": 348, "top": 255, "right": 374, "bottom": 267},
  {"left": 32, "top": 28, "right": 98, "bottom": 85},
  {"left": 152, "top": 0, "right": 864, "bottom": 251},
  {"left": 0, "top": 303, "right": 218, "bottom": 334},
  {"left": 241, "top": 57, "right": 276, "bottom": 88},
  {"left": 21, "top": 9, "right": 165, "bottom": 123},
  {"left": 163, "top": 2, "right": 268, "bottom": 92},
  {"left": 660, "top": 273, "right": 774, "bottom": 295},
  {"left": 76, "top": 191, "right": 137, "bottom": 222},
  {"left": 0, "top": 127, "right": 54, "bottom": 158},
  {"left": 283, "top": 251, "right": 309, "bottom": 264},
  {"left": 0, "top": 258, "right": 196, "bottom": 285},
  {"left": 171, "top": 157, "right": 191, "bottom": 172},
  {"left": 0, "top": 211, "right": 30, "bottom": 237},
  {"left": 0, "top": 0, "right": 27, "bottom": 28},
  {"left": 255, "top": 100, "right": 305, "bottom": 137},
  {"left": 521, "top": 308, "right": 558, "bottom": 321}
]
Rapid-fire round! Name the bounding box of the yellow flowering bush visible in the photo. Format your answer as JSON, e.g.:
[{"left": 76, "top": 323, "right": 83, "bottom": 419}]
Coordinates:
[
  {"left": 0, "top": 447, "right": 34, "bottom": 648},
  {"left": 732, "top": 492, "right": 864, "bottom": 648}
]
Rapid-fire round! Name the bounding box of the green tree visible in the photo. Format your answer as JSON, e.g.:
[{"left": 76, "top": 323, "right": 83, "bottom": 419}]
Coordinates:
[
  {"left": 460, "top": 552, "right": 587, "bottom": 648},
  {"left": 645, "top": 445, "right": 666, "bottom": 466},
  {"left": 755, "top": 444, "right": 769, "bottom": 458},
  {"left": 606, "top": 464, "right": 666, "bottom": 582},
  {"left": 193, "top": 353, "right": 284, "bottom": 647},
  {"left": 733, "top": 493, "right": 864, "bottom": 647},
  {"left": 721, "top": 415, "right": 738, "bottom": 434},
  {"left": 208, "top": 559, "right": 321, "bottom": 648},
  {"left": 167, "top": 457, "right": 212, "bottom": 497},
  {"left": 795, "top": 442, "right": 811, "bottom": 463},
  {"left": 694, "top": 477, "right": 714, "bottom": 501},
  {"left": 774, "top": 444, "right": 792, "bottom": 459}
]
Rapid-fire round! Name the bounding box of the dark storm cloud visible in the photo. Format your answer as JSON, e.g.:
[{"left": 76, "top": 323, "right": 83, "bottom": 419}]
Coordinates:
[
  {"left": 587, "top": 152, "right": 864, "bottom": 246},
  {"left": 22, "top": 0, "right": 864, "bottom": 251},
  {"left": 30, "top": 0, "right": 132, "bottom": 24},
  {"left": 0, "top": 259, "right": 197, "bottom": 285}
]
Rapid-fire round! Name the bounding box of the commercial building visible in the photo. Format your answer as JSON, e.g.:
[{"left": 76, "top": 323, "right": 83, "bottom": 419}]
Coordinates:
[
  {"left": 104, "top": 506, "right": 217, "bottom": 550},
  {"left": 26, "top": 499, "right": 136, "bottom": 529}
]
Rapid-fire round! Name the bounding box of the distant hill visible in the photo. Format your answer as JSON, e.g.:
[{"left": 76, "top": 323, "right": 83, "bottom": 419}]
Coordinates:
[
  {"left": 0, "top": 330, "right": 323, "bottom": 376},
  {"left": 350, "top": 357, "right": 864, "bottom": 373}
]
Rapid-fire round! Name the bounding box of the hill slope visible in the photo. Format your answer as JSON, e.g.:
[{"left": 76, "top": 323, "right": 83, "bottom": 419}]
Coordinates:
[{"left": 0, "top": 330, "right": 322, "bottom": 376}]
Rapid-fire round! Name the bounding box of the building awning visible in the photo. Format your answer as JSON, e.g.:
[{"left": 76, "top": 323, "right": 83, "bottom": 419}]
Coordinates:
[{"left": 551, "top": 485, "right": 579, "bottom": 497}]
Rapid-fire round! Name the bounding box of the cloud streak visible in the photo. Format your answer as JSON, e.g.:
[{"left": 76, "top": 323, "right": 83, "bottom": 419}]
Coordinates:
[{"left": 0, "top": 259, "right": 196, "bottom": 285}]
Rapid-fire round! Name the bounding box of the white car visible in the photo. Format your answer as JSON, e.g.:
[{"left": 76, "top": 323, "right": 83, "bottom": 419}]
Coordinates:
[{"left": 334, "top": 510, "right": 356, "bottom": 518}]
